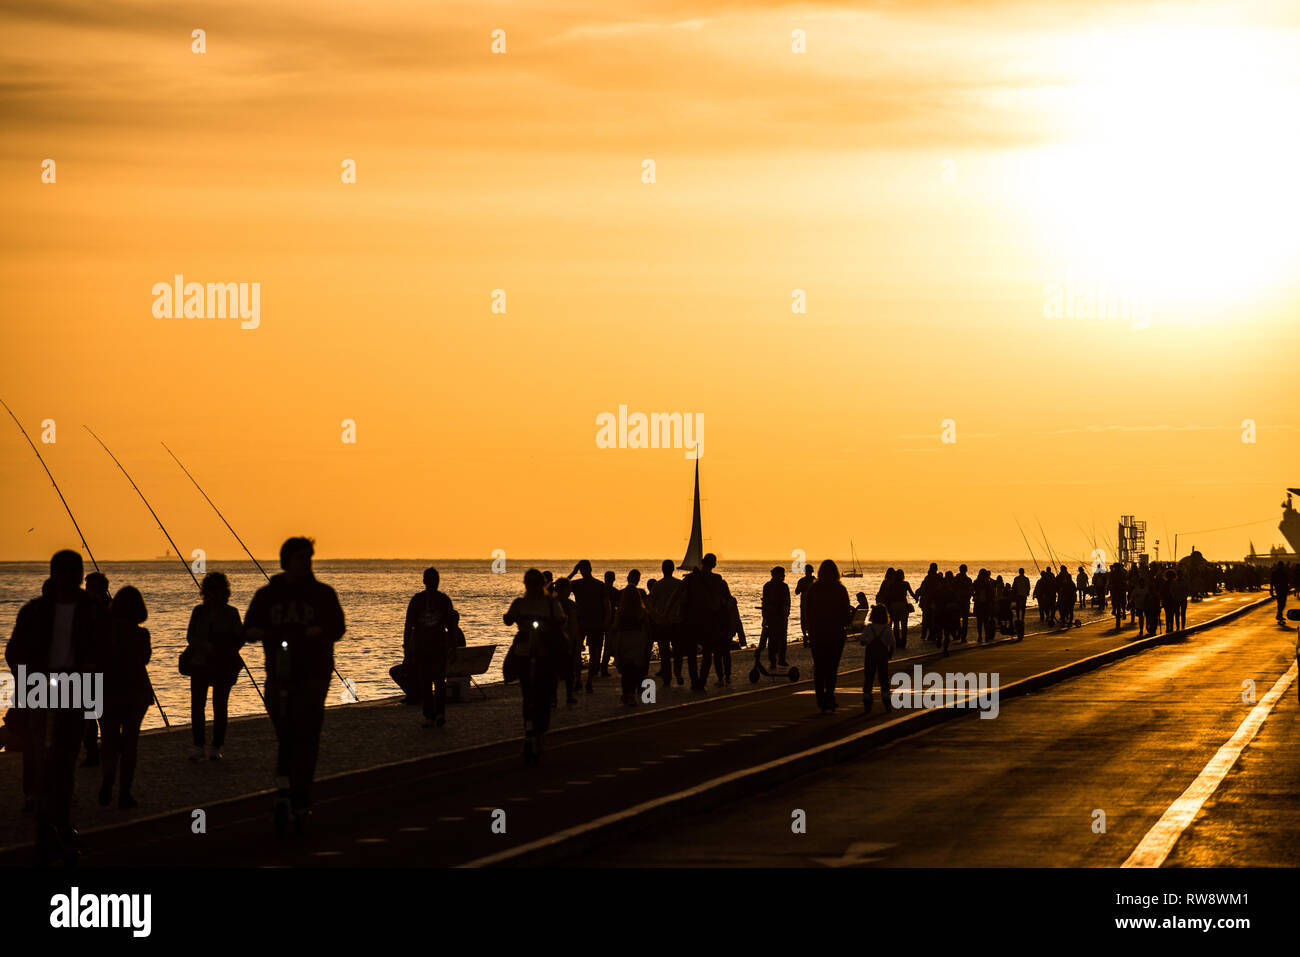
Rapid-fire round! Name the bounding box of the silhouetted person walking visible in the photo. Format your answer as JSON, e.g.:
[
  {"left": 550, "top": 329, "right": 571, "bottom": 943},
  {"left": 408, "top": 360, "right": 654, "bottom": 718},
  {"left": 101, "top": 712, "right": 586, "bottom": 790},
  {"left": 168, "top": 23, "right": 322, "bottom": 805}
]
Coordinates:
[
  {"left": 806, "top": 559, "right": 851, "bottom": 712},
  {"left": 1057, "top": 566, "right": 1076, "bottom": 627},
  {"left": 1271, "top": 561, "right": 1289, "bottom": 623},
  {"left": 1012, "top": 568, "right": 1030, "bottom": 630},
  {"left": 566, "top": 560, "right": 611, "bottom": 694},
  {"left": 404, "top": 567, "right": 459, "bottom": 729},
  {"left": 682, "top": 554, "right": 732, "bottom": 691},
  {"left": 647, "top": 559, "right": 684, "bottom": 683},
  {"left": 918, "top": 562, "right": 940, "bottom": 643},
  {"left": 1035, "top": 568, "right": 1056, "bottom": 625},
  {"left": 880, "top": 568, "right": 917, "bottom": 650},
  {"left": 601, "top": 570, "right": 620, "bottom": 676},
  {"left": 761, "top": 566, "right": 791, "bottom": 668},
  {"left": 503, "top": 569, "right": 567, "bottom": 763},
  {"left": 953, "top": 564, "right": 973, "bottom": 642},
  {"left": 1110, "top": 561, "right": 1128, "bottom": 628},
  {"left": 244, "top": 537, "right": 346, "bottom": 836},
  {"left": 6, "top": 550, "right": 104, "bottom": 865},
  {"left": 611, "top": 570, "right": 650, "bottom": 705},
  {"left": 552, "top": 578, "right": 581, "bottom": 705},
  {"left": 80, "top": 571, "right": 112, "bottom": 768},
  {"left": 859, "top": 604, "right": 894, "bottom": 714},
  {"left": 795, "top": 563, "right": 815, "bottom": 644},
  {"left": 184, "top": 571, "right": 245, "bottom": 760},
  {"left": 972, "top": 569, "right": 996, "bottom": 643},
  {"left": 98, "top": 585, "right": 152, "bottom": 810}
]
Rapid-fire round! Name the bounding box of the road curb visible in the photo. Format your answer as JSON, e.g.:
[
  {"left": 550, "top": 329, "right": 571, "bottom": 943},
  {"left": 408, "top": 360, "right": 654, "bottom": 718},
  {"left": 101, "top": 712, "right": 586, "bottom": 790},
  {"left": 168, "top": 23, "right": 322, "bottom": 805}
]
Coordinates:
[{"left": 464, "top": 596, "right": 1271, "bottom": 867}]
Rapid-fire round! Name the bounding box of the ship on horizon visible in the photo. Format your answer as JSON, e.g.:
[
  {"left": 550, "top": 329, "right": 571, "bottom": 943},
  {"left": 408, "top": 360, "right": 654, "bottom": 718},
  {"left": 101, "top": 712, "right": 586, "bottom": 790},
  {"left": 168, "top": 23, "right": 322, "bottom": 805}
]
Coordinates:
[{"left": 1244, "top": 488, "right": 1300, "bottom": 565}]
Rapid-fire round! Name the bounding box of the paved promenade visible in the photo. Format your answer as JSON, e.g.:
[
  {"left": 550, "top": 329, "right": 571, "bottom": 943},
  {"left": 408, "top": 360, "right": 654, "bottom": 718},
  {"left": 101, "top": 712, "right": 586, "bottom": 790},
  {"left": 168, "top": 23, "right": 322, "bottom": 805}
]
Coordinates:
[{"left": 0, "top": 593, "right": 1273, "bottom": 866}]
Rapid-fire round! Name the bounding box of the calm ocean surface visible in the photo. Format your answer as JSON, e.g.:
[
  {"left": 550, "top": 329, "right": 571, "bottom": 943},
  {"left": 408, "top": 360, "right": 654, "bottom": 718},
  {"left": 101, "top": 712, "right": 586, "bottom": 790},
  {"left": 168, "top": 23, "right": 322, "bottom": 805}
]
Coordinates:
[{"left": 0, "top": 558, "right": 1031, "bottom": 729}]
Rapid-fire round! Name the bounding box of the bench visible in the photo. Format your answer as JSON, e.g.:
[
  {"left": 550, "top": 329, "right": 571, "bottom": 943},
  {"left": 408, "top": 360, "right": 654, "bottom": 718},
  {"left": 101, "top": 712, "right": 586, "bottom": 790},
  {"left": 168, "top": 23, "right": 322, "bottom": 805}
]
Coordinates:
[{"left": 445, "top": 644, "right": 497, "bottom": 702}]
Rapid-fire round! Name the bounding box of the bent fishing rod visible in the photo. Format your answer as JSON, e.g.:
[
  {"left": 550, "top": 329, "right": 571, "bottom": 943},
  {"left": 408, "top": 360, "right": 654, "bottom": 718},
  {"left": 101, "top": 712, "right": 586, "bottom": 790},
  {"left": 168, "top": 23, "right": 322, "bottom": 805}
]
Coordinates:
[
  {"left": 0, "top": 405, "right": 167, "bottom": 725},
  {"left": 2, "top": 398, "right": 99, "bottom": 571},
  {"left": 1035, "top": 516, "right": 1061, "bottom": 570},
  {"left": 84, "top": 426, "right": 256, "bottom": 714},
  {"left": 1013, "top": 516, "right": 1042, "bottom": 573},
  {"left": 162, "top": 442, "right": 348, "bottom": 697}
]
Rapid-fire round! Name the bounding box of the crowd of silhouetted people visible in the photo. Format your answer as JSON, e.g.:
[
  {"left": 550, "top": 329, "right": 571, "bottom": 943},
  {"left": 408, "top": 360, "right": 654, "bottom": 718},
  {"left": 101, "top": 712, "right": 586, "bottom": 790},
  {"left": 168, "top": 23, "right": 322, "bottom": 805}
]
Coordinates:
[
  {"left": 4, "top": 539, "right": 345, "bottom": 865},
  {"left": 5, "top": 543, "right": 1295, "bottom": 866}
]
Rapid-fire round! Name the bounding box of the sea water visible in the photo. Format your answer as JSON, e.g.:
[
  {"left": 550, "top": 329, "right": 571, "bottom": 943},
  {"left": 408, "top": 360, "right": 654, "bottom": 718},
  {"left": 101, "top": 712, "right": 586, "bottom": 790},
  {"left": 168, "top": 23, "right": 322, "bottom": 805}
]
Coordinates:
[{"left": 0, "top": 558, "right": 1034, "bottom": 730}]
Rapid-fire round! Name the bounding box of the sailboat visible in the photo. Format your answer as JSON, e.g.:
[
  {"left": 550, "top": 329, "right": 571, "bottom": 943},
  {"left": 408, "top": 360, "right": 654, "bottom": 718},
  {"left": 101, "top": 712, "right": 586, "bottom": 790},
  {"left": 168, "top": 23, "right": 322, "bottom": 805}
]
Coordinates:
[
  {"left": 679, "top": 458, "right": 704, "bottom": 571},
  {"left": 843, "top": 541, "right": 863, "bottom": 578}
]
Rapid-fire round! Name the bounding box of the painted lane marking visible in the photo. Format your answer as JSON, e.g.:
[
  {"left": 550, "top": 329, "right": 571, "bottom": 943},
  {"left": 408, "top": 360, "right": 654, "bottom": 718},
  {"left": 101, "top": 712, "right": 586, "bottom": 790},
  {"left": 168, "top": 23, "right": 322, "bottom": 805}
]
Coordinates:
[{"left": 1123, "top": 660, "right": 1298, "bottom": 868}]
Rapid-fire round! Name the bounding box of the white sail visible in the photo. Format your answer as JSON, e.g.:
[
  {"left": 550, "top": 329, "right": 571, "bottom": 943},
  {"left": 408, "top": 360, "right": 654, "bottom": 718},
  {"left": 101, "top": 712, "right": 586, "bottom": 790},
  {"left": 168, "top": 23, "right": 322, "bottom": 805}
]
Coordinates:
[{"left": 680, "top": 459, "right": 704, "bottom": 571}]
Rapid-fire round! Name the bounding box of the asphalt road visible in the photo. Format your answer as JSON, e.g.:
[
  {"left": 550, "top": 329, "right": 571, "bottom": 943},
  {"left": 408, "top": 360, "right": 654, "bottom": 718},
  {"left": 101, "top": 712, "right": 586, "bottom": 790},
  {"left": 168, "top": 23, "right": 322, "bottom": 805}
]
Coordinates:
[{"left": 567, "top": 602, "right": 1296, "bottom": 866}]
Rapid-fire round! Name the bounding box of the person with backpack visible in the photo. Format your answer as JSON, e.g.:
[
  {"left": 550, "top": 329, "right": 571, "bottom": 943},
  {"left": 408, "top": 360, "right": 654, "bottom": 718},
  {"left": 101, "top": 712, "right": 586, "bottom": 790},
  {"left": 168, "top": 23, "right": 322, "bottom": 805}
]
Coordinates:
[
  {"left": 859, "top": 604, "right": 895, "bottom": 714},
  {"left": 403, "top": 567, "right": 460, "bottom": 729},
  {"left": 503, "top": 569, "right": 568, "bottom": 763},
  {"left": 183, "top": 571, "right": 245, "bottom": 760},
  {"left": 244, "top": 537, "right": 347, "bottom": 836}
]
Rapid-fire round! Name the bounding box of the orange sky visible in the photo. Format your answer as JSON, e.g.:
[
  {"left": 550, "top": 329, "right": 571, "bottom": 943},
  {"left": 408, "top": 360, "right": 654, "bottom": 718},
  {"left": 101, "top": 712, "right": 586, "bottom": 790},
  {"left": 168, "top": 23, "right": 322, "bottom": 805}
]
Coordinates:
[{"left": 2, "top": 0, "right": 1299, "bottom": 563}]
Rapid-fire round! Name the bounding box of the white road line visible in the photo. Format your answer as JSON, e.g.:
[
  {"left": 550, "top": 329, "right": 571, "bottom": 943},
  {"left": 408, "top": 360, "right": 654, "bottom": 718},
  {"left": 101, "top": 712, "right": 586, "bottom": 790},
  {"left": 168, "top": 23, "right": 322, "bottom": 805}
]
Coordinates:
[{"left": 1123, "top": 660, "right": 1298, "bottom": 868}]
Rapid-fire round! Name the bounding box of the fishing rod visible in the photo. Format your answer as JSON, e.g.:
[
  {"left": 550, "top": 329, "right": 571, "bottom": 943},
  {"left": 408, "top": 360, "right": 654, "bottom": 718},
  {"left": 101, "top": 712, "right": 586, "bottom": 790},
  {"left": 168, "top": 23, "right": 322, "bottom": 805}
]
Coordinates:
[
  {"left": 162, "top": 442, "right": 345, "bottom": 698},
  {"left": 1013, "top": 516, "right": 1042, "bottom": 573},
  {"left": 1076, "top": 519, "right": 1103, "bottom": 571},
  {"left": 86, "top": 429, "right": 270, "bottom": 708},
  {"left": 86, "top": 427, "right": 197, "bottom": 589},
  {"left": 162, "top": 442, "right": 269, "bottom": 580},
  {"left": 85, "top": 426, "right": 195, "bottom": 722},
  {"left": 1035, "top": 516, "right": 1061, "bottom": 570},
  {"left": 2, "top": 398, "right": 99, "bottom": 572}
]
